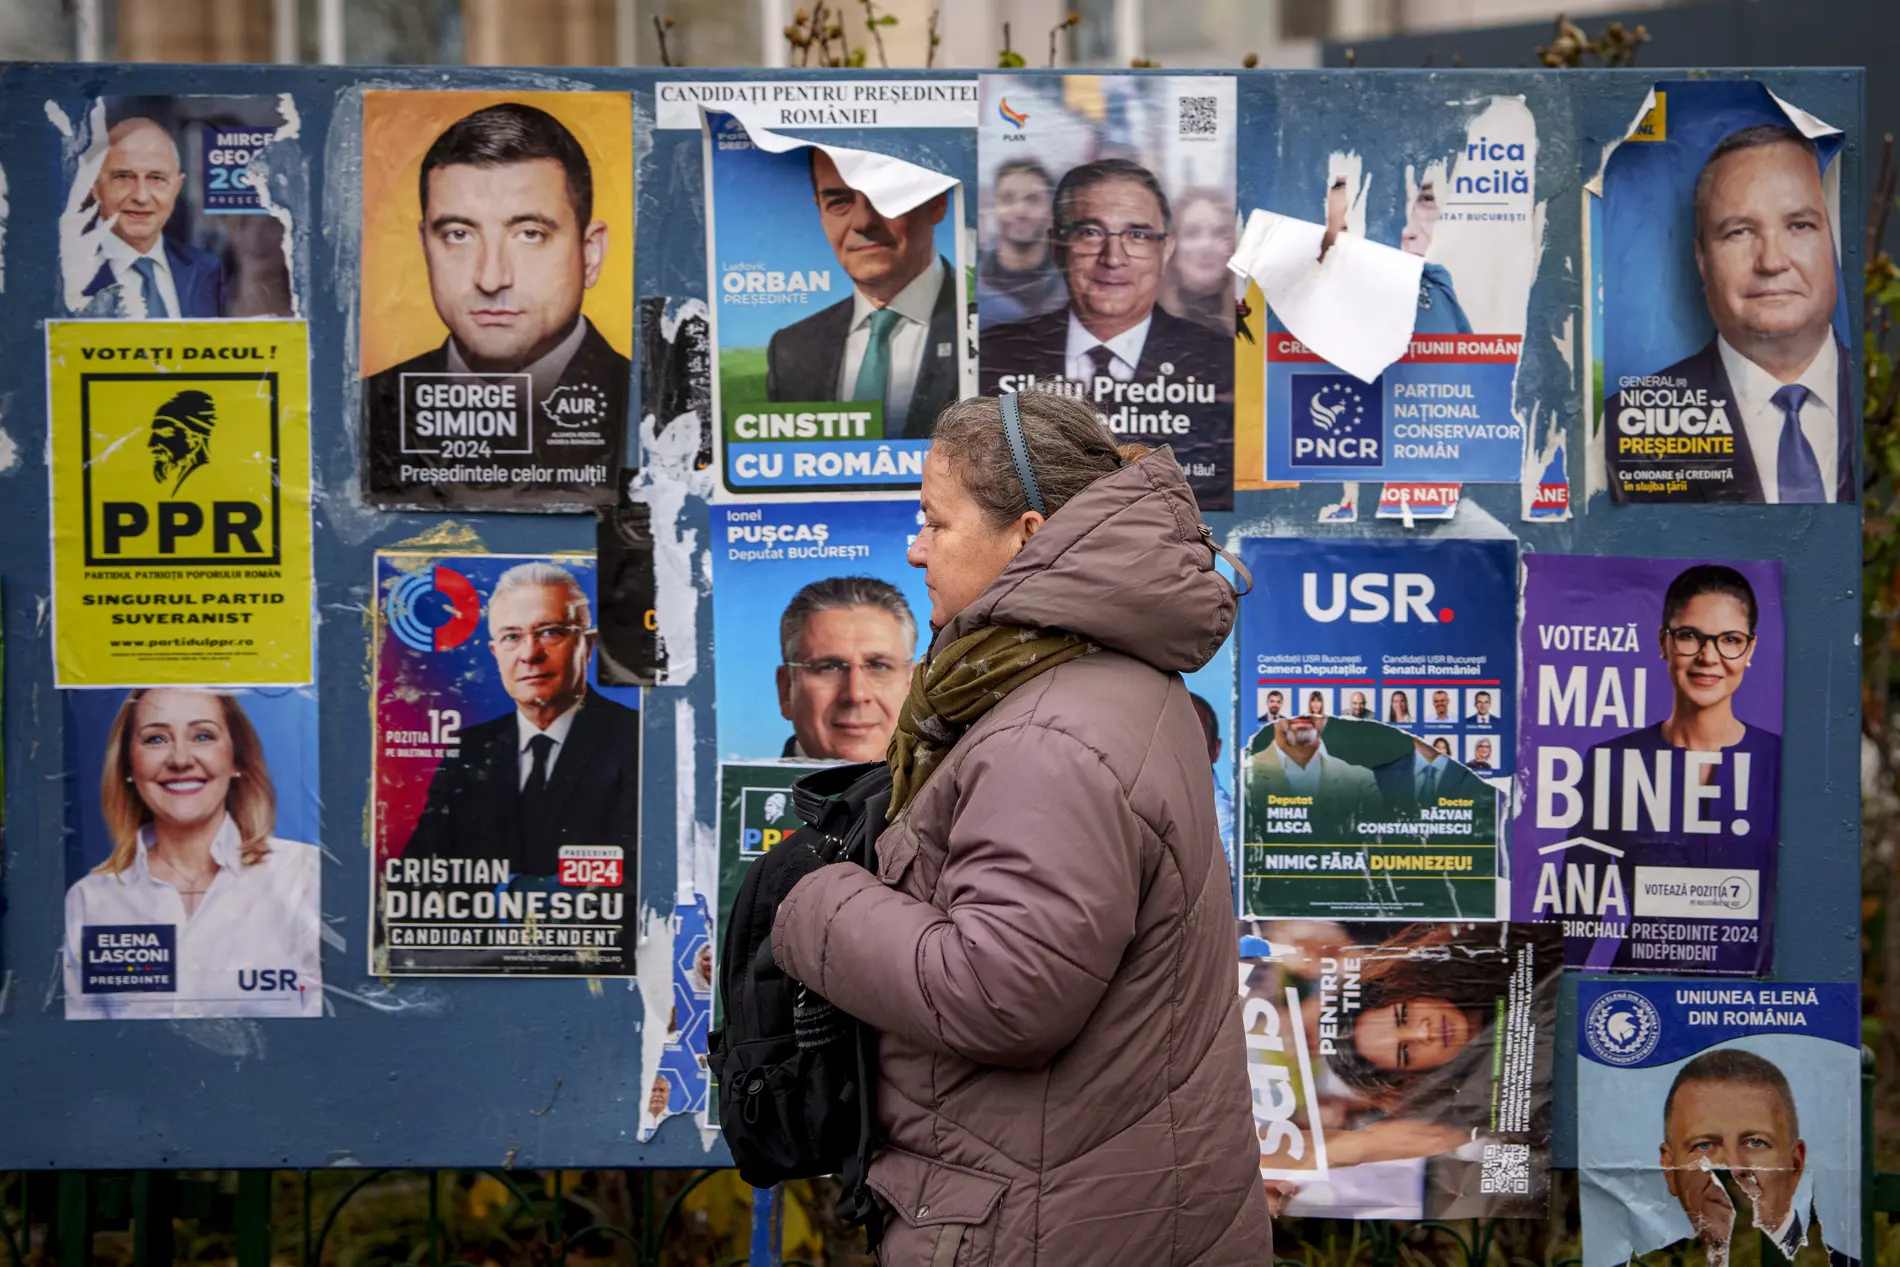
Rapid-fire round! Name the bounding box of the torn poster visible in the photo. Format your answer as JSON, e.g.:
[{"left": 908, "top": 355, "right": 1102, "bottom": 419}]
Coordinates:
[
  {"left": 1242, "top": 919, "right": 1558, "bottom": 1219},
  {"left": 1237, "top": 538, "right": 1514, "bottom": 921},
  {"left": 1590, "top": 82, "right": 1851, "bottom": 505},
  {"left": 703, "top": 104, "right": 972, "bottom": 499},
  {"left": 1255, "top": 95, "right": 1539, "bottom": 486},
  {"left": 1578, "top": 980, "right": 1859, "bottom": 1267},
  {"left": 978, "top": 74, "right": 1238, "bottom": 511},
  {"left": 595, "top": 475, "right": 664, "bottom": 688},
  {"left": 371, "top": 552, "right": 640, "bottom": 977},
  {"left": 1514, "top": 555, "right": 1783, "bottom": 975},
  {"left": 57, "top": 94, "right": 300, "bottom": 318},
  {"left": 358, "top": 91, "right": 633, "bottom": 509}
]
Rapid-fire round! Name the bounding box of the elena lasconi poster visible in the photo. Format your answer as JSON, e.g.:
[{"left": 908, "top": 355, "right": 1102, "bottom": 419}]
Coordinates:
[
  {"left": 1262, "top": 91, "right": 1539, "bottom": 485},
  {"left": 1513, "top": 555, "right": 1783, "bottom": 975}
]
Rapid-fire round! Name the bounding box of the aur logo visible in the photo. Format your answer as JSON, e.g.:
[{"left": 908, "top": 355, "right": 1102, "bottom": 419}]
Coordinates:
[
  {"left": 542, "top": 382, "right": 609, "bottom": 430},
  {"left": 1583, "top": 989, "right": 1662, "bottom": 1065},
  {"left": 82, "top": 373, "right": 280, "bottom": 568},
  {"left": 997, "top": 97, "right": 1029, "bottom": 130},
  {"left": 1290, "top": 375, "right": 1382, "bottom": 467},
  {"left": 386, "top": 565, "right": 483, "bottom": 653}
]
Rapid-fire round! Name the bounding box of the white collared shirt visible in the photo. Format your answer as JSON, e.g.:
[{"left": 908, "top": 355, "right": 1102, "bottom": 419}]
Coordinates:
[
  {"left": 447, "top": 314, "right": 591, "bottom": 408},
  {"left": 1065, "top": 311, "right": 1153, "bottom": 383},
  {"left": 836, "top": 262, "right": 944, "bottom": 415},
  {"left": 1717, "top": 334, "right": 1841, "bottom": 504},
  {"left": 100, "top": 231, "right": 181, "bottom": 319},
  {"left": 63, "top": 814, "right": 321, "bottom": 1019},
  {"left": 517, "top": 699, "right": 583, "bottom": 789},
  {"left": 1277, "top": 739, "right": 1331, "bottom": 796}
]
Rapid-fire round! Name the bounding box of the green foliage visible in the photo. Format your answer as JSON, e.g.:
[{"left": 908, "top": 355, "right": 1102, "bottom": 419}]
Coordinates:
[{"left": 997, "top": 49, "right": 1026, "bottom": 68}]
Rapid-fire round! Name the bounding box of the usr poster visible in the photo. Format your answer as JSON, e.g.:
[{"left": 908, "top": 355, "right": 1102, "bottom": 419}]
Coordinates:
[
  {"left": 47, "top": 320, "right": 313, "bottom": 688},
  {"left": 1514, "top": 555, "right": 1782, "bottom": 975},
  {"left": 1578, "top": 980, "right": 1858, "bottom": 1267},
  {"left": 372, "top": 552, "right": 640, "bottom": 977}
]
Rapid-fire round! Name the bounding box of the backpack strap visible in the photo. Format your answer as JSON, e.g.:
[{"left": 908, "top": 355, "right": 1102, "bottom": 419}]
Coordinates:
[{"left": 835, "top": 1013, "right": 885, "bottom": 1246}]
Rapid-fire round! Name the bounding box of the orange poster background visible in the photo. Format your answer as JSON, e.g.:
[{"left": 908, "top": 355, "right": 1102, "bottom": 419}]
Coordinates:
[{"left": 358, "top": 90, "right": 634, "bottom": 380}]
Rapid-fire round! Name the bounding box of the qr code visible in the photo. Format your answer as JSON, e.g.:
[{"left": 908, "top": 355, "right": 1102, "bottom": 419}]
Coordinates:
[
  {"left": 1179, "top": 96, "right": 1218, "bottom": 137},
  {"left": 1480, "top": 1143, "right": 1532, "bottom": 1195}
]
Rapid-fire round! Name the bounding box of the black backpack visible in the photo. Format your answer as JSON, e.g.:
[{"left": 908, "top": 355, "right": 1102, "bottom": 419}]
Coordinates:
[{"left": 708, "top": 760, "right": 890, "bottom": 1240}]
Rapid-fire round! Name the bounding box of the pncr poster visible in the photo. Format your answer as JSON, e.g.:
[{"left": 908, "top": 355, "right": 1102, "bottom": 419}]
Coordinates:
[
  {"left": 372, "top": 552, "right": 640, "bottom": 977},
  {"left": 1263, "top": 92, "right": 1538, "bottom": 485},
  {"left": 63, "top": 687, "right": 321, "bottom": 1019},
  {"left": 1241, "top": 920, "right": 1557, "bottom": 1219},
  {"left": 977, "top": 74, "right": 1237, "bottom": 510},
  {"left": 1514, "top": 555, "right": 1783, "bottom": 975},
  {"left": 704, "top": 104, "right": 971, "bottom": 499},
  {"left": 1579, "top": 981, "right": 1859, "bottom": 1267},
  {"left": 1237, "top": 538, "right": 1514, "bottom": 920},
  {"left": 47, "top": 320, "right": 313, "bottom": 688},
  {"left": 359, "top": 91, "right": 633, "bottom": 509},
  {"left": 1591, "top": 82, "right": 1853, "bottom": 504}
]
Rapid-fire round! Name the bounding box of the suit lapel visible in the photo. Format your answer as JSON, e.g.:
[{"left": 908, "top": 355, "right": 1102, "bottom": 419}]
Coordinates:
[
  {"left": 538, "top": 699, "right": 602, "bottom": 821},
  {"left": 788, "top": 299, "right": 856, "bottom": 402},
  {"left": 1133, "top": 307, "right": 1178, "bottom": 380},
  {"left": 899, "top": 259, "right": 960, "bottom": 438},
  {"left": 1705, "top": 343, "right": 1767, "bottom": 503}
]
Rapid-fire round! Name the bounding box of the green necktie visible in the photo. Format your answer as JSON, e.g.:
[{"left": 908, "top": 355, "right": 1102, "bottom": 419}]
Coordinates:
[{"left": 851, "top": 307, "right": 904, "bottom": 415}]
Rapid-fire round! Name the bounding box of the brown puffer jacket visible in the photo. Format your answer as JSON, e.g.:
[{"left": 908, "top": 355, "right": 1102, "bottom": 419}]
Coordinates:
[{"left": 773, "top": 450, "right": 1270, "bottom": 1266}]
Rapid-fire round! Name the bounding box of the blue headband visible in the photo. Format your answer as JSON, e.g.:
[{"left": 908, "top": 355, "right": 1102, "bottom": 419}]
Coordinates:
[{"left": 999, "top": 392, "right": 1046, "bottom": 517}]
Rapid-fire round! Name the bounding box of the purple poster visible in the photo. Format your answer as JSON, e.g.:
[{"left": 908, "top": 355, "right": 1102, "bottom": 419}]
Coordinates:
[{"left": 1513, "top": 555, "right": 1783, "bottom": 975}]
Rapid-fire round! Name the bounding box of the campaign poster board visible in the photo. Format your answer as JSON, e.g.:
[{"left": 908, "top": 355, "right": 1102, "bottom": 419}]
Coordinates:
[
  {"left": 57, "top": 94, "right": 300, "bottom": 319},
  {"left": 1263, "top": 92, "right": 1537, "bottom": 485},
  {"left": 711, "top": 501, "right": 930, "bottom": 766},
  {"left": 63, "top": 686, "right": 321, "bottom": 1019},
  {"left": 704, "top": 107, "right": 971, "bottom": 500},
  {"left": 371, "top": 552, "right": 640, "bottom": 977},
  {"left": 46, "top": 320, "right": 313, "bottom": 689},
  {"left": 1241, "top": 920, "right": 1557, "bottom": 1219},
  {"left": 977, "top": 74, "right": 1238, "bottom": 511},
  {"left": 1514, "top": 555, "right": 1783, "bottom": 975},
  {"left": 1590, "top": 82, "right": 1852, "bottom": 505},
  {"left": 358, "top": 91, "right": 633, "bottom": 510},
  {"left": 1237, "top": 538, "right": 1515, "bottom": 920},
  {"left": 1578, "top": 980, "right": 1859, "bottom": 1267}
]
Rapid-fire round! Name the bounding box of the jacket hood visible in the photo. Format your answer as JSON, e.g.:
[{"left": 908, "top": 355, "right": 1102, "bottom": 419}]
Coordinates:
[{"left": 935, "top": 447, "right": 1235, "bottom": 674}]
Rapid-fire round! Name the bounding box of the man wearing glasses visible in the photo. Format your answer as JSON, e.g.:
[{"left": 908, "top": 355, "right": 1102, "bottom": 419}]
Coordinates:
[
  {"left": 776, "top": 575, "right": 917, "bottom": 763},
  {"left": 979, "top": 157, "right": 1228, "bottom": 410},
  {"left": 402, "top": 561, "right": 640, "bottom": 877}
]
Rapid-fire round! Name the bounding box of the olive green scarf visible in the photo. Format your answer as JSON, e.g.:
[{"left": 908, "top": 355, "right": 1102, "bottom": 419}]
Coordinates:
[{"left": 886, "top": 625, "right": 1095, "bottom": 816}]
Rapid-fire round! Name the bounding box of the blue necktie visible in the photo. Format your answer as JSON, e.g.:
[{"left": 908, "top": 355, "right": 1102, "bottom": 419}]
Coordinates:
[
  {"left": 130, "top": 257, "right": 169, "bottom": 318},
  {"left": 1772, "top": 383, "right": 1825, "bottom": 503},
  {"left": 1418, "top": 763, "right": 1439, "bottom": 805}
]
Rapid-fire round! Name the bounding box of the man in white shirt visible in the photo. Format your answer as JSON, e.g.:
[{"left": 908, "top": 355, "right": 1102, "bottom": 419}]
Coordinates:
[
  {"left": 84, "top": 116, "right": 225, "bottom": 318},
  {"left": 764, "top": 149, "right": 961, "bottom": 439},
  {"left": 401, "top": 561, "right": 640, "bottom": 877},
  {"left": 1244, "top": 715, "right": 1379, "bottom": 836}
]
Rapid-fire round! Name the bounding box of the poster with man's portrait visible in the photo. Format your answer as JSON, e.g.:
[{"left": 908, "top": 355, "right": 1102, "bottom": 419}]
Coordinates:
[
  {"left": 1579, "top": 980, "right": 1859, "bottom": 1267},
  {"left": 1260, "top": 91, "right": 1539, "bottom": 487},
  {"left": 358, "top": 92, "right": 634, "bottom": 510},
  {"left": 63, "top": 686, "right": 321, "bottom": 1020},
  {"left": 1590, "top": 82, "right": 1853, "bottom": 504},
  {"left": 56, "top": 95, "right": 300, "bottom": 320},
  {"left": 703, "top": 107, "right": 974, "bottom": 500},
  {"left": 977, "top": 75, "right": 1237, "bottom": 510},
  {"left": 372, "top": 552, "right": 640, "bottom": 977}
]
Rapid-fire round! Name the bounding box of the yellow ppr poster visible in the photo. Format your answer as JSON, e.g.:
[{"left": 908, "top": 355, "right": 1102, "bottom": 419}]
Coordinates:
[{"left": 48, "top": 321, "right": 313, "bottom": 687}]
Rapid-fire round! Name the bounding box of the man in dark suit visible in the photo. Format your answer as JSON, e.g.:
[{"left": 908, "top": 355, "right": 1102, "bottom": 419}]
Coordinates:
[
  {"left": 764, "top": 149, "right": 958, "bottom": 440},
  {"left": 402, "top": 561, "right": 639, "bottom": 878},
  {"left": 364, "top": 103, "right": 629, "bottom": 495},
  {"left": 978, "top": 157, "right": 1229, "bottom": 416},
  {"left": 1608, "top": 125, "right": 1852, "bottom": 504},
  {"left": 84, "top": 117, "right": 224, "bottom": 318},
  {"left": 1633, "top": 1048, "right": 1856, "bottom": 1267},
  {"left": 1370, "top": 735, "right": 1497, "bottom": 818}
]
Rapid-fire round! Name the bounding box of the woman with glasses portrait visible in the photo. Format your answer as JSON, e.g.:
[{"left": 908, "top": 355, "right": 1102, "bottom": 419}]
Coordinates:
[{"left": 1578, "top": 564, "right": 1779, "bottom": 857}]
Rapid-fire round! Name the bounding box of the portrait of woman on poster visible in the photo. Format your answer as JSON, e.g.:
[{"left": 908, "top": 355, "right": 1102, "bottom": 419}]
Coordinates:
[
  {"left": 1386, "top": 691, "right": 1414, "bottom": 725},
  {"left": 1160, "top": 190, "right": 1239, "bottom": 335},
  {"left": 1580, "top": 564, "right": 1780, "bottom": 854},
  {"left": 63, "top": 688, "right": 321, "bottom": 1019}
]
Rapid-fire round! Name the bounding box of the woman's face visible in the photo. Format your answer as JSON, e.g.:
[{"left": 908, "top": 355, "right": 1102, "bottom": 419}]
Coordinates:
[
  {"left": 1352, "top": 996, "right": 1473, "bottom": 1072},
  {"left": 1174, "top": 200, "right": 1235, "bottom": 294},
  {"left": 1662, "top": 592, "right": 1753, "bottom": 713},
  {"left": 909, "top": 447, "right": 1034, "bottom": 629},
  {"left": 128, "top": 689, "right": 236, "bottom": 832}
]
